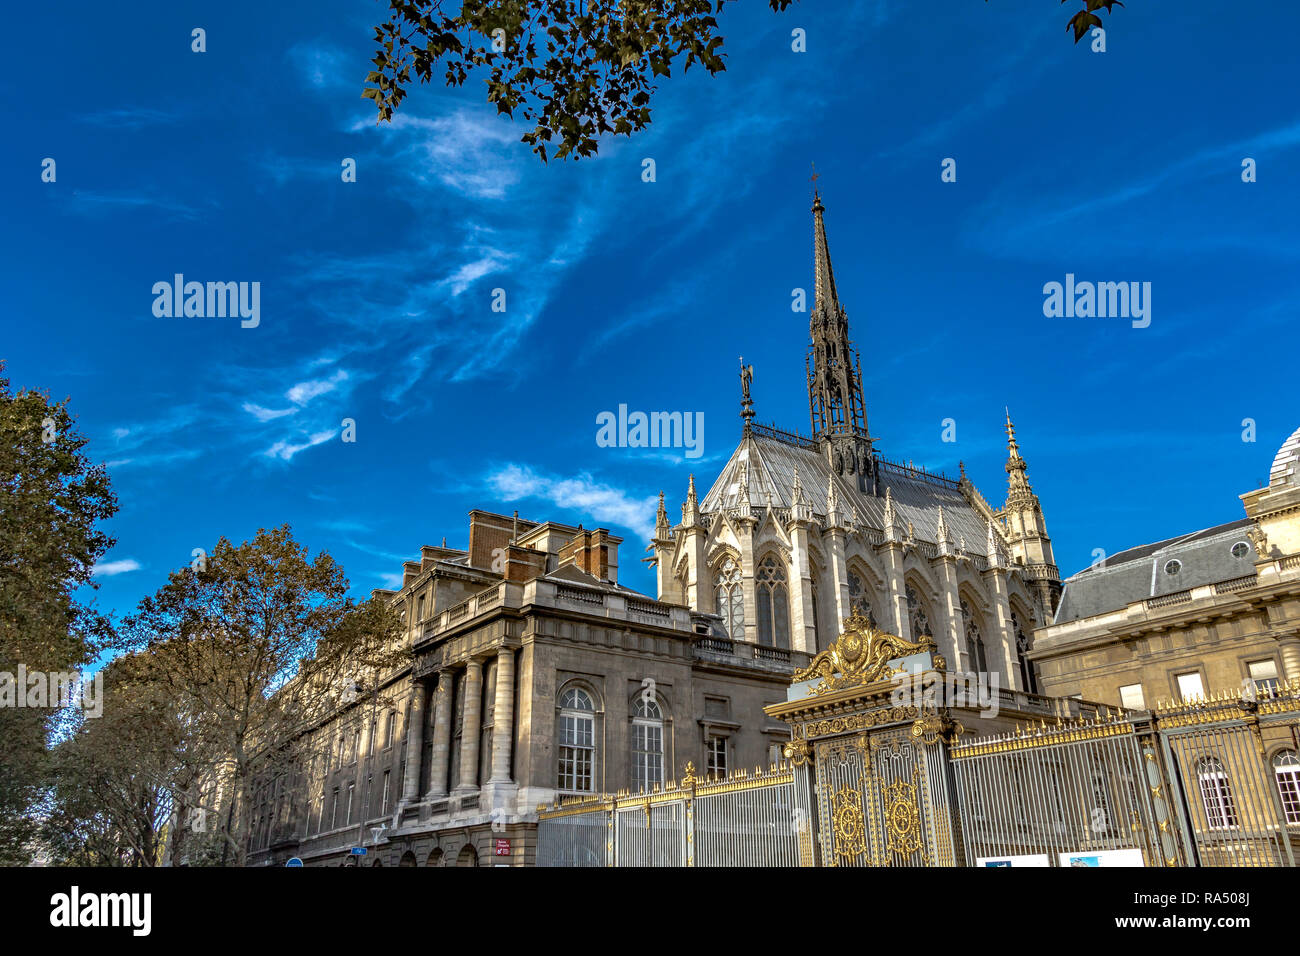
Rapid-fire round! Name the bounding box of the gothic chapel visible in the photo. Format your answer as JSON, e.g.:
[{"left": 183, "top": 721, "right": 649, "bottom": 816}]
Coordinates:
[{"left": 649, "top": 192, "right": 1062, "bottom": 692}]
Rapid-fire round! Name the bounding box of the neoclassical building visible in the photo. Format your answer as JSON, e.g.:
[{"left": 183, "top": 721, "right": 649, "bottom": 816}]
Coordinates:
[
  {"left": 246, "top": 510, "right": 804, "bottom": 867},
  {"left": 1032, "top": 425, "right": 1300, "bottom": 708},
  {"left": 649, "top": 192, "right": 1062, "bottom": 694}
]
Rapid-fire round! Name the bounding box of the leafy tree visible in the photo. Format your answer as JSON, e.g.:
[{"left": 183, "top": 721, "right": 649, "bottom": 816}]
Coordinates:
[
  {"left": 365, "top": 0, "right": 1126, "bottom": 162},
  {"left": 40, "top": 651, "right": 187, "bottom": 866},
  {"left": 119, "top": 526, "right": 406, "bottom": 866},
  {"left": 0, "top": 361, "right": 117, "bottom": 865}
]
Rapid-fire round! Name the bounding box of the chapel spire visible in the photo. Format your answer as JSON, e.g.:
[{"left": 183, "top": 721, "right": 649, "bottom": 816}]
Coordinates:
[{"left": 806, "top": 190, "right": 874, "bottom": 490}]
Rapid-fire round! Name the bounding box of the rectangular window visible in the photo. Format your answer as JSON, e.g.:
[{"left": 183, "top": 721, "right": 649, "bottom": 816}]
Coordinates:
[
  {"left": 330, "top": 788, "right": 340, "bottom": 830},
  {"left": 417, "top": 594, "right": 426, "bottom": 621},
  {"left": 346, "top": 783, "right": 355, "bottom": 825},
  {"left": 558, "top": 713, "right": 594, "bottom": 792},
  {"left": 1248, "top": 660, "right": 1280, "bottom": 695},
  {"left": 706, "top": 736, "right": 728, "bottom": 778},
  {"left": 1277, "top": 761, "right": 1300, "bottom": 825},
  {"left": 385, "top": 711, "right": 395, "bottom": 748},
  {"left": 1176, "top": 672, "right": 1205, "bottom": 702},
  {"left": 631, "top": 722, "right": 663, "bottom": 792},
  {"left": 368, "top": 720, "right": 376, "bottom": 757},
  {"left": 768, "top": 743, "right": 784, "bottom": 767},
  {"left": 381, "top": 771, "right": 391, "bottom": 816},
  {"left": 1119, "top": 683, "right": 1145, "bottom": 710},
  {"left": 352, "top": 729, "right": 360, "bottom": 764}
]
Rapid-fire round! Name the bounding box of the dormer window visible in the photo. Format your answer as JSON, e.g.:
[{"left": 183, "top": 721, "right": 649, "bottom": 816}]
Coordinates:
[{"left": 1164, "top": 559, "right": 1181, "bottom": 576}]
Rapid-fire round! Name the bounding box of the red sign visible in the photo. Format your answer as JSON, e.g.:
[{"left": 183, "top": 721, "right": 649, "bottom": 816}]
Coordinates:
[{"left": 494, "top": 839, "right": 511, "bottom": 856}]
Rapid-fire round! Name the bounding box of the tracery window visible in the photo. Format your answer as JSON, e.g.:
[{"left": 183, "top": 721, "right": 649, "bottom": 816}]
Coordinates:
[
  {"left": 1012, "top": 611, "right": 1039, "bottom": 694},
  {"left": 1274, "top": 751, "right": 1300, "bottom": 825},
  {"left": 1196, "top": 757, "right": 1238, "bottom": 830},
  {"left": 558, "top": 688, "right": 596, "bottom": 793},
  {"left": 962, "top": 599, "right": 988, "bottom": 673},
  {"left": 756, "top": 556, "right": 790, "bottom": 649},
  {"left": 906, "top": 585, "right": 930, "bottom": 640},
  {"left": 714, "top": 557, "right": 744, "bottom": 641},
  {"left": 847, "top": 572, "right": 877, "bottom": 627},
  {"left": 631, "top": 697, "right": 664, "bottom": 792}
]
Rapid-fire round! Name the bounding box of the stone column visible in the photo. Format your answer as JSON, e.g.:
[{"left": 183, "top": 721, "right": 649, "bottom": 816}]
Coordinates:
[
  {"left": 426, "top": 670, "right": 454, "bottom": 798},
  {"left": 881, "top": 545, "right": 908, "bottom": 639},
  {"left": 984, "top": 566, "right": 1020, "bottom": 691},
  {"left": 1278, "top": 637, "right": 1300, "bottom": 684},
  {"left": 489, "top": 648, "right": 516, "bottom": 784},
  {"left": 400, "top": 680, "right": 426, "bottom": 801},
  {"left": 457, "top": 659, "right": 483, "bottom": 792},
  {"left": 935, "top": 558, "right": 967, "bottom": 673},
  {"left": 826, "top": 527, "right": 851, "bottom": 634},
  {"left": 788, "top": 524, "right": 817, "bottom": 653}
]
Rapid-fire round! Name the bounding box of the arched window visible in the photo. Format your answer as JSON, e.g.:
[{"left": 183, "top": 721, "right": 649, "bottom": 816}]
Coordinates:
[
  {"left": 962, "top": 599, "right": 988, "bottom": 674},
  {"left": 906, "top": 585, "right": 930, "bottom": 640},
  {"left": 631, "top": 697, "right": 664, "bottom": 792},
  {"left": 1196, "top": 757, "right": 1238, "bottom": 830},
  {"left": 714, "top": 557, "right": 744, "bottom": 641},
  {"left": 756, "top": 556, "right": 790, "bottom": 648},
  {"left": 1012, "top": 611, "right": 1039, "bottom": 694},
  {"left": 1274, "top": 750, "right": 1300, "bottom": 825},
  {"left": 558, "top": 688, "right": 596, "bottom": 793},
  {"left": 848, "top": 572, "right": 877, "bottom": 627}
]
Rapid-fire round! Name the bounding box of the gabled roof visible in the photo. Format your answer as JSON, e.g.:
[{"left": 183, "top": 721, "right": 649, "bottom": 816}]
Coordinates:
[{"left": 699, "top": 432, "right": 994, "bottom": 549}]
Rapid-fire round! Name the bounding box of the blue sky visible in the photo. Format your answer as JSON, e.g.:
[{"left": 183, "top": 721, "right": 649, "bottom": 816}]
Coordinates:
[{"left": 4, "top": 1, "right": 1297, "bottom": 628}]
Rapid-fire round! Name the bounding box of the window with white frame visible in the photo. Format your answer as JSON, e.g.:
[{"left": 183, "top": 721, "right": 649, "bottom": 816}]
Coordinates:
[
  {"left": 1119, "top": 683, "right": 1145, "bottom": 710},
  {"left": 1274, "top": 751, "right": 1300, "bottom": 825},
  {"left": 756, "top": 555, "right": 790, "bottom": 648},
  {"left": 714, "top": 557, "right": 744, "bottom": 641},
  {"left": 706, "top": 735, "right": 728, "bottom": 778},
  {"left": 381, "top": 770, "right": 391, "bottom": 816},
  {"left": 346, "top": 782, "right": 355, "bottom": 824},
  {"left": 330, "top": 787, "right": 340, "bottom": 830},
  {"left": 631, "top": 697, "right": 664, "bottom": 792},
  {"left": 558, "top": 688, "right": 596, "bottom": 793},
  {"left": 1196, "top": 757, "right": 1238, "bottom": 830},
  {"left": 1176, "top": 671, "right": 1205, "bottom": 703},
  {"left": 1248, "top": 659, "right": 1280, "bottom": 696}
]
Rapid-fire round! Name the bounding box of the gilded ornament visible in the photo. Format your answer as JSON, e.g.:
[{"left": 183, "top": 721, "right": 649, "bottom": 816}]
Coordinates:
[{"left": 791, "top": 611, "right": 937, "bottom": 695}]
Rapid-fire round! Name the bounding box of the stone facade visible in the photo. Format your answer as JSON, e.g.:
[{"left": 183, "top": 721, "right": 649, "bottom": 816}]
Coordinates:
[
  {"left": 1032, "top": 426, "right": 1300, "bottom": 709},
  {"left": 246, "top": 510, "right": 804, "bottom": 867}
]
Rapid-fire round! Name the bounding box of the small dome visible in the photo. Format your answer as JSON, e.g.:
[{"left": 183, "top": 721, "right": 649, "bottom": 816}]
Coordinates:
[{"left": 1269, "top": 426, "right": 1300, "bottom": 487}]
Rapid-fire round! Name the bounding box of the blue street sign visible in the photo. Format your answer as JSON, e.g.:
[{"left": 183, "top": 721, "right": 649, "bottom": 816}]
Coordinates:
[
  {"left": 286, "top": 857, "right": 303, "bottom": 867},
  {"left": 350, "top": 847, "right": 367, "bottom": 855}
]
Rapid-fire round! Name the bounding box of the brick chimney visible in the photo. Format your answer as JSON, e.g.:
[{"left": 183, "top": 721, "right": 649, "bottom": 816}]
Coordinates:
[{"left": 556, "top": 528, "right": 621, "bottom": 583}]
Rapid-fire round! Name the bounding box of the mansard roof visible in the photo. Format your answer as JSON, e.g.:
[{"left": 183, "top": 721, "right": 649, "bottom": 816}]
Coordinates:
[
  {"left": 699, "top": 429, "right": 995, "bottom": 551},
  {"left": 1053, "top": 517, "right": 1255, "bottom": 624}
]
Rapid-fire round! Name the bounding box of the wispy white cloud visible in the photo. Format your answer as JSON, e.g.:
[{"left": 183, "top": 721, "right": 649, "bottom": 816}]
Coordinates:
[
  {"left": 486, "top": 463, "right": 657, "bottom": 541},
  {"left": 92, "top": 558, "right": 141, "bottom": 577},
  {"left": 264, "top": 429, "right": 337, "bottom": 461}
]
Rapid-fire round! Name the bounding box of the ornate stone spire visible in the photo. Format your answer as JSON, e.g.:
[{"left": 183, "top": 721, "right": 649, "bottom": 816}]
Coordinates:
[
  {"left": 825, "top": 471, "right": 842, "bottom": 527},
  {"left": 807, "top": 192, "right": 874, "bottom": 490},
  {"left": 683, "top": 473, "right": 699, "bottom": 525},
  {"left": 655, "top": 491, "right": 669, "bottom": 535},
  {"left": 883, "top": 486, "right": 898, "bottom": 542},
  {"left": 936, "top": 506, "right": 952, "bottom": 557},
  {"left": 986, "top": 518, "right": 1005, "bottom": 568},
  {"left": 1004, "top": 408, "right": 1036, "bottom": 510}
]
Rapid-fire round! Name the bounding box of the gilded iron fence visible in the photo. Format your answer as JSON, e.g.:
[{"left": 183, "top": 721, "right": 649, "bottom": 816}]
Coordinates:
[
  {"left": 950, "top": 714, "right": 1184, "bottom": 867},
  {"left": 1156, "top": 686, "right": 1300, "bottom": 868},
  {"left": 536, "top": 762, "right": 809, "bottom": 867}
]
